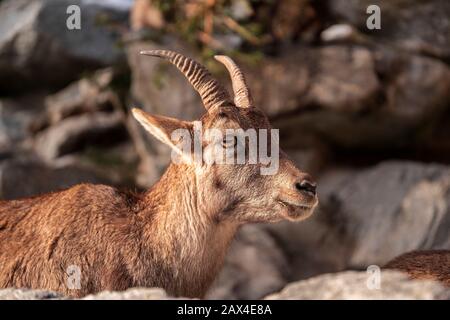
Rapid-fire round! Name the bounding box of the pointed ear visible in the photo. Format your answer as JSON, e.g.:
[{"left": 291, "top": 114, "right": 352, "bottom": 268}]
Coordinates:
[{"left": 131, "top": 108, "right": 193, "bottom": 152}]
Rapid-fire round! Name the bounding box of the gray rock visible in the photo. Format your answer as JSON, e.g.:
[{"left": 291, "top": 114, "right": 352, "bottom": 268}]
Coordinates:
[
  {"left": 0, "top": 97, "right": 42, "bottom": 153},
  {"left": 381, "top": 52, "right": 450, "bottom": 122},
  {"left": 327, "top": 0, "right": 450, "bottom": 59},
  {"left": 206, "top": 225, "right": 289, "bottom": 300},
  {"left": 43, "top": 68, "right": 117, "bottom": 125},
  {"left": 247, "top": 45, "right": 380, "bottom": 117},
  {"left": 82, "top": 287, "right": 178, "bottom": 300},
  {"left": 2, "top": 271, "right": 447, "bottom": 300},
  {"left": 0, "top": 287, "right": 179, "bottom": 300},
  {"left": 229, "top": 0, "right": 253, "bottom": 21},
  {"left": 0, "top": 158, "right": 111, "bottom": 200},
  {"left": 0, "top": 288, "right": 64, "bottom": 300},
  {"left": 262, "top": 46, "right": 450, "bottom": 150},
  {"left": 266, "top": 161, "right": 450, "bottom": 280},
  {"left": 265, "top": 271, "right": 450, "bottom": 300},
  {"left": 34, "top": 111, "right": 125, "bottom": 161},
  {"left": 320, "top": 24, "right": 364, "bottom": 43},
  {"left": 0, "top": 0, "right": 127, "bottom": 93}
]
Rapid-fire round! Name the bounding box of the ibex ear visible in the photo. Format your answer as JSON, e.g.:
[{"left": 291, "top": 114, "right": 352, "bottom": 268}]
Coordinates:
[{"left": 131, "top": 108, "right": 193, "bottom": 154}]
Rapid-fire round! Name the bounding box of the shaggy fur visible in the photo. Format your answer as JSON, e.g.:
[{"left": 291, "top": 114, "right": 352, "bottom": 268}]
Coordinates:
[{"left": 385, "top": 250, "right": 450, "bottom": 287}]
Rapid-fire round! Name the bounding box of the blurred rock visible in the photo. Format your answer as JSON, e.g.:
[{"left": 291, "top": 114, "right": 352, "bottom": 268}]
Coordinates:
[
  {"left": 272, "top": 0, "right": 311, "bottom": 41},
  {"left": 206, "top": 225, "right": 289, "bottom": 300},
  {"left": 269, "top": 48, "right": 450, "bottom": 150},
  {"left": 230, "top": 0, "right": 253, "bottom": 21},
  {"left": 308, "top": 46, "right": 379, "bottom": 113},
  {"left": 265, "top": 271, "right": 450, "bottom": 300},
  {"left": 326, "top": 0, "right": 450, "bottom": 59},
  {"left": 380, "top": 52, "right": 450, "bottom": 122},
  {"left": 0, "top": 97, "right": 42, "bottom": 154},
  {"left": 52, "top": 142, "right": 140, "bottom": 189},
  {"left": 82, "top": 287, "right": 176, "bottom": 300},
  {"left": 0, "top": 288, "right": 64, "bottom": 300},
  {"left": 320, "top": 24, "right": 366, "bottom": 44},
  {"left": 0, "top": 0, "right": 128, "bottom": 94},
  {"left": 34, "top": 111, "right": 126, "bottom": 161},
  {"left": 266, "top": 161, "right": 450, "bottom": 280},
  {"left": 286, "top": 148, "right": 329, "bottom": 178},
  {"left": 43, "top": 68, "right": 117, "bottom": 126},
  {"left": 334, "top": 161, "right": 450, "bottom": 267},
  {"left": 3, "top": 270, "right": 449, "bottom": 300},
  {"left": 0, "top": 158, "right": 111, "bottom": 200},
  {"left": 0, "top": 287, "right": 179, "bottom": 300},
  {"left": 248, "top": 45, "right": 380, "bottom": 117}
]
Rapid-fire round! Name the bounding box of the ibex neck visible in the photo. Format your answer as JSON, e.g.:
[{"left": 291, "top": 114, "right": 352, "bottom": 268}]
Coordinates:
[{"left": 141, "top": 164, "right": 238, "bottom": 297}]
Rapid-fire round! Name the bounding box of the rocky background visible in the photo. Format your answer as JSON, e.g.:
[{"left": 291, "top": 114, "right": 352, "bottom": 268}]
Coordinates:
[{"left": 0, "top": 0, "right": 449, "bottom": 299}]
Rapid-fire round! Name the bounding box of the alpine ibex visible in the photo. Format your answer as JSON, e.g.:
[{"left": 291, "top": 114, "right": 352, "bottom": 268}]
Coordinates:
[
  {"left": 385, "top": 250, "right": 450, "bottom": 287},
  {"left": 0, "top": 50, "right": 318, "bottom": 298}
]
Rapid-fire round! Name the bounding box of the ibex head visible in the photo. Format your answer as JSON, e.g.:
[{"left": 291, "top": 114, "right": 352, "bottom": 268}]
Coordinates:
[{"left": 132, "top": 50, "right": 318, "bottom": 223}]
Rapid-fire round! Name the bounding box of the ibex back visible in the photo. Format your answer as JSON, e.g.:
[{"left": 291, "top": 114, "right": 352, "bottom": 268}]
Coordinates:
[
  {"left": 385, "top": 250, "right": 450, "bottom": 287},
  {"left": 0, "top": 50, "right": 318, "bottom": 298}
]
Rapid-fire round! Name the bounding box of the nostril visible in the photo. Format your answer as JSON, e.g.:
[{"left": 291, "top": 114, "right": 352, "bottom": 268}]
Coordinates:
[{"left": 295, "top": 180, "right": 317, "bottom": 195}]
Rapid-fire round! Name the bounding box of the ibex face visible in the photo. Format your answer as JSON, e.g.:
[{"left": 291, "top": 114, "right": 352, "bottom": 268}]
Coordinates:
[{"left": 133, "top": 50, "right": 318, "bottom": 224}]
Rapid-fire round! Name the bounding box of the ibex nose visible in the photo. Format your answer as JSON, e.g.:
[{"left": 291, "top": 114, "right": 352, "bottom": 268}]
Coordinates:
[{"left": 295, "top": 179, "right": 317, "bottom": 196}]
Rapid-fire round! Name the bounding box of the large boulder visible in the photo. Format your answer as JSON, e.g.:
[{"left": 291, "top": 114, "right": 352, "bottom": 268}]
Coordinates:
[
  {"left": 1, "top": 271, "right": 448, "bottom": 300},
  {"left": 0, "top": 96, "right": 43, "bottom": 154},
  {"left": 0, "top": 158, "right": 111, "bottom": 200},
  {"left": 82, "top": 287, "right": 177, "bottom": 300},
  {"left": 34, "top": 111, "right": 126, "bottom": 161},
  {"left": 257, "top": 47, "right": 450, "bottom": 150},
  {"left": 248, "top": 45, "right": 381, "bottom": 117},
  {"left": 0, "top": 287, "right": 180, "bottom": 300},
  {"left": 265, "top": 271, "right": 450, "bottom": 300},
  {"left": 0, "top": 288, "right": 64, "bottom": 300},
  {"left": 41, "top": 68, "right": 118, "bottom": 126},
  {"left": 0, "top": 0, "right": 128, "bottom": 94},
  {"left": 266, "top": 161, "right": 450, "bottom": 279},
  {"left": 326, "top": 0, "right": 450, "bottom": 59}
]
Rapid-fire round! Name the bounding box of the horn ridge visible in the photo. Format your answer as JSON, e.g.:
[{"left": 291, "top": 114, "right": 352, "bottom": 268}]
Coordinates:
[
  {"left": 140, "top": 50, "right": 232, "bottom": 110},
  {"left": 214, "top": 55, "right": 253, "bottom": 108}
]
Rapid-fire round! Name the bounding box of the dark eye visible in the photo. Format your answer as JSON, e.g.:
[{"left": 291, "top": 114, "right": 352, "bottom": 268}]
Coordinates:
[{"left": 222, "top": 136, "right": 237, "bottom": 148}]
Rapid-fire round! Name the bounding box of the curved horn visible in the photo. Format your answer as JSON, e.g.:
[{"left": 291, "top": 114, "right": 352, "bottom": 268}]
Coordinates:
[
  {"left": 214, "top": 55, "right": 253, "bottom": 108},
  {"left": 140, "top": 50, "right": 232, "bottom": 111}
]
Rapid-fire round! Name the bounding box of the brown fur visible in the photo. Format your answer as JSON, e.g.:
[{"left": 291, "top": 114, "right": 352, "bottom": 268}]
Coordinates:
[
  {"left": 0, "top": 53, "right": 318, "bottom": 298},
  {"left": 384, "top": 250, "right": 450, "bottom": 287},
  {"left": 0, "top": 166, "right": 238, "bottom": 298}
]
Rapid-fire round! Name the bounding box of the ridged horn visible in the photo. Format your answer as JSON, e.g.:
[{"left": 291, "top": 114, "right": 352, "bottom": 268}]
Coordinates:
[
  {"left": 140, "top": 50, "right": 232, "bottom": 111},
  {"left": 214, "top": 55, "right": 253, "bottom": 108}
]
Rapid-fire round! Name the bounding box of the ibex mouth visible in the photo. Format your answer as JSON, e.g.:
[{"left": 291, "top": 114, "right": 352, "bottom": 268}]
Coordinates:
[{"left": 277, "top": 199, "right": 317, "bottom": 221}]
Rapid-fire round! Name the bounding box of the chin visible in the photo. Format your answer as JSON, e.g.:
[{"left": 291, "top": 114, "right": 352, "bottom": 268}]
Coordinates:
[{"left": 277, "top": 200, "right": 318, "bottom": 222}]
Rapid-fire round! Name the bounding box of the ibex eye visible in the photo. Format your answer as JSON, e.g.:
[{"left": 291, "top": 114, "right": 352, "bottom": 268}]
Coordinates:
[{"left": 222, "top": 136, "right": 237, "bottom": 148}]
